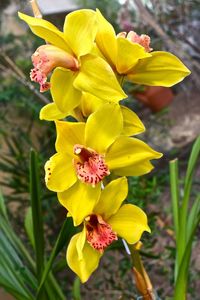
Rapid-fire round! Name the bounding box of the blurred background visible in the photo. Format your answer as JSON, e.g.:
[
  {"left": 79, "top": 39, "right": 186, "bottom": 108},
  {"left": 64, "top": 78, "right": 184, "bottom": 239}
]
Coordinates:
[{"left": 0, "top": 0, "right": 199, "bottom": 299}]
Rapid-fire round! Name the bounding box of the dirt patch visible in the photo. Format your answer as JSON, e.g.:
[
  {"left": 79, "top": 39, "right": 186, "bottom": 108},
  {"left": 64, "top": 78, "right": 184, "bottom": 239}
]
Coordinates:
[{"left": 133, "top": 87, "right": 200, "bottom": 153}]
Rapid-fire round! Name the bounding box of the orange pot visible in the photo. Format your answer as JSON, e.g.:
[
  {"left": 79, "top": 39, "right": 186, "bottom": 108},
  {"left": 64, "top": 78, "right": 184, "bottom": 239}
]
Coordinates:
[{"left": 135, "top": 86, "right": 174, "bottom": 112}]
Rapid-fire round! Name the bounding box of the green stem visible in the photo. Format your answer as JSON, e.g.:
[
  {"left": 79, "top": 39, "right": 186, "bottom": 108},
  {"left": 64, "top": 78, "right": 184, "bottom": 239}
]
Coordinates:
[
  {"left": 117, "top": 75, "right": 125, "bottom": 87},
  {"left": 129, "top": 245, "right": 144, "bottom": 275}
]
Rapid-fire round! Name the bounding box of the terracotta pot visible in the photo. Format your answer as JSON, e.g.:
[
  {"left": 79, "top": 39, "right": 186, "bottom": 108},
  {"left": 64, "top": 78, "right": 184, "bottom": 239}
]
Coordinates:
[{"left": 135, "top": 86, "right": 174, "bottom": 112}]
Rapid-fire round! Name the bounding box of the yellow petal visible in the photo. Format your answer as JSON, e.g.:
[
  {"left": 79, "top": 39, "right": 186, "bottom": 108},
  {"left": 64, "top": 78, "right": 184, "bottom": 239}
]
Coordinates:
[
  {"left": 55, "top": 121, "right": 85, "bottom": 153},
  {"left": 127, "top": 51, "right": 191, "bottom": 86},
  {"left": 39, "top": 103, "right": 67, "bottom": 121},
  {"left": 64, "top": 9, "right": 97, "bottom": 57},
  {"left": 112, "top": 160, "right": 154, "bottom": 176},
  {"left": 121, "top": 106, "right": 145, "bottom": 136},
  {"left": 67, "top": 233, "right": 102, "bottom": 283},
  {"left": 108, "top": 204, "right": 150, "bottom": 244},
  {"left": 80, "top": 93, "right": 104, "bottom": 117},
  {"left": 44, "top": 153, "right": 76, "bottom": 192},
  {"left": 58, "top": 181, "right": 101, "bottom": 226},
  {"left": 51, "top": 68, "right": 82, "bottom": 113},
  {"left": 116, "top": 37, "right": 151, "bottom": 74},
  {"left": 94, "top": 177, "right": 128, "bottom": 220},
  {"left": 85, "top": 103, "right": 123, "bottom": 154},
  {"left": 76, "top": 226, "right": 87, "bottom": 260},
  {"left": 95, "top": 9, "right": 117, "bottom": 67},
  {"left": 106, "top": 136, "right": 162, "bottom": 173},
  {"left": 90, "top": 44, "right": 106, "bottom": 60},
  {"left": 74, "top": 54, "right": 127, "bottom": 102},
  {"left": 18, "top": 12, "right": 71, "bottom": 53}
]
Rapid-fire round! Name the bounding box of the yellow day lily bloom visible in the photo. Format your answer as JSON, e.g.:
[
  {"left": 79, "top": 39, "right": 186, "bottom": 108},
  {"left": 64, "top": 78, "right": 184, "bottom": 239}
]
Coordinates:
[
  {"left": 40, "top": 91, "right": 145, "bottom": 136},
  {"left": 18, "top": 10, "right": 126, "bottom": 112},
  {"left": 95, "top": 9, "right": 190, "bottom": 86},
  {"left": 65, "top": 177, "right": 150, "bottom": 282},
  {"left": 44, "top": 103, "right": 162, "bottom": 223}
]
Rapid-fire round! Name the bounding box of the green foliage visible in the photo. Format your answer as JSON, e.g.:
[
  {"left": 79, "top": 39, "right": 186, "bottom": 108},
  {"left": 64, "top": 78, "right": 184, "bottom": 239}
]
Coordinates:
[
  {"left": 37, "top": 217, "right": 76, "bottom": 299},
  {"left": 29, "top": 150, "right": 45, "bottom": 281},
  {"left": 170, "top": 136, "right": 200, "bottom": 299},
  {"left": 0, "top": 150, "right": 77, "bottom": 299},
  {"left": 24, "top": 207, "right": 35, "bottom": 249},
  {"left": 0, "top": 193, "right": 37, "bottom": 300},
  {"left": 72, "top": 277, "right": 81, "bottom": 300}
]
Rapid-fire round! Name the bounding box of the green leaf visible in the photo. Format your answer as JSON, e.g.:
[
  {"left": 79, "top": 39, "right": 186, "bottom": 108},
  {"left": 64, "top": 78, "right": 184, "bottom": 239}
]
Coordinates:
[
  {"left": 37, "top": 218, "right": 75, "bottom": 300},
  {"left": 181, "top": 135, "right": 200, "bottom": 228},
  {"left": 29, "top": 149, "right": 44, "bottom": 281},
  {"left": 184, "top": 136, "right": 200, "bottom": 187},
  {"left": 24, "top": 207, "right": 35, "bottom": 249},
  {"left": 0, "top": 191, "right": 8, "bottom": 220},
  {"left": 0, "top": 231, "right": 36, "bottom": 300},
  {"left": 174, "top": 215, "right": 200, "bottom": 300},
  {"left": 187, "top": 194, "right": 200, "bottom": 241},
  {"left": 176, "top": 137, "right": 200, "bottom": 280},
  {"left": 169, "top": 159, "right": 179, "bottom": 237},
  {"left": 0, "top": 214, "right": 35, "bottom": 271}
]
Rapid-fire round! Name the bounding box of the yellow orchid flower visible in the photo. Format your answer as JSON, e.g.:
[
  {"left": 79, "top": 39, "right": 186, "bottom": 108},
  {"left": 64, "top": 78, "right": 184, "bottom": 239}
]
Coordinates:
[
  {"left": 44, "top": 103, "right": 162, "bottom": 217},
  {"left": 95, "top": 9, "right": 190, "bottom": 86},
  {"left": 79, "top": 93, "right": 145, "bottom": 136},
  {"left": 65, "top": 177, "right": 150, "bottom": 283},
  {"left": 40, "top": 92, "right": 145, "bottom": 136},
  {"left": 18, "top": 10, "right": 126, "bottom": 112}
]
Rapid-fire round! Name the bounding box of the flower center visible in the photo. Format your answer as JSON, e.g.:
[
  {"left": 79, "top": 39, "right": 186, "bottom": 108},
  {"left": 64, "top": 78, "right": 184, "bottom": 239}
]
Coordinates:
[
  {"left": 127, "top": 31, "right": 152, "bottom": 52},
  {"left": 30, "top": 45, "right": 79, "bottom": 92},
  {"left": 73, "top": 144, "right": 110, "bottom": 187},
  {"left": 118, "top": 31, "right": 152, "bottom": 52},
  {"left": 85, "top": 214, "right": 118, "bottom": 252}
]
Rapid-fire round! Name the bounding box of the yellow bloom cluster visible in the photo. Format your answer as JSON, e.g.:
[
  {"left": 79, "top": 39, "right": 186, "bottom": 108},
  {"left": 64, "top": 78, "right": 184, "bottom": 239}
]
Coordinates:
[{"left": 19, "top": 8, "right": 190, "bottom": 282}]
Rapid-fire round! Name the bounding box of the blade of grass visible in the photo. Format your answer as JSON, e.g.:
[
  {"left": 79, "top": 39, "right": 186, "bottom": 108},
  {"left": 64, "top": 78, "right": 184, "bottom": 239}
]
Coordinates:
[
  {"left": 169, "top": 159, "right": 180, "bottom": 237},
  {"left": 0, "top": 216, "right": 35, "bottom": 271},
  {"left": 169, "top": 158, "right": 180, "bottom": 281},
  {"left": 24, "top": 207, "right": 35, "bottom": 249},
  {"left": 37, "top": 217, "right": 76, "bottom": 300},
  {"left": 29, "top": 149, "right": 44, "bottom": 281},
  {"left": 0, "top": 191, "right": 8, "bottom": 219},
  {"left": 0, "top": 245, "right": 35, "bottom": 300},
  {"left": 174, "top": 214, "right": 200, "bottom": 300},
  {"left": 187, "top": 194, "right": 200, "bottom": 241},
  {"left": 181, "top": 136, "right": 200, "bottom": 223},
  {"left": 184, "top": 136, "right": 200, "bottom": 186},
  {"left": 177, "top": 137, "right": 200, "bottom": 275}
]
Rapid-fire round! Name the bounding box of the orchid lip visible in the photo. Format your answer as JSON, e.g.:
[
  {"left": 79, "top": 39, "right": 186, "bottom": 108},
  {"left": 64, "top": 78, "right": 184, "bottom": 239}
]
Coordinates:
[
  {"left": 85, "top": 214, "right": 118, "bottom": 253},
  {"left": 30, "top": 45, "right": 79, "bottom": 92},
  {"left": 73, "top": 144, "right": 110, "bottom": 187}
]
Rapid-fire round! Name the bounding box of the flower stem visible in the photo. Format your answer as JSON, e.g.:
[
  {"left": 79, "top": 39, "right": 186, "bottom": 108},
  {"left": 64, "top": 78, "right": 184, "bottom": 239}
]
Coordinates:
[
  {"left": 129, "top": 242, "right": 156, "bottom": 300},
  {"left": 30, "top": 0, "right": 42, "bottom": 18},
  {"left": 118, "top": 75, "right": 125, "bottom": 87}
]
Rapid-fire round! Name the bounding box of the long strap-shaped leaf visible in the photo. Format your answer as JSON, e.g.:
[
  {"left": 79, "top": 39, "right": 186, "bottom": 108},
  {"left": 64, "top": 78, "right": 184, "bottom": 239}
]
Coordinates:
[
  {"left": 37, "top": 217, "right": 76, "bottom": 299},
  {"left": 177, "top": 136, "right": 200, "bottom": 270},
  {"left": 174, "top": 214, "right": 200, "bottom": 299},
  {"left": 29, "top": 149, "right": 45, "bottom": 281}
]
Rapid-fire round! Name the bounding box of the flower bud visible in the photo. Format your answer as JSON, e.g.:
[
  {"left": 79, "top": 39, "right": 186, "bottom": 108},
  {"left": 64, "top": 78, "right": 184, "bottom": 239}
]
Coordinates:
[{"left": 30, "top": 45, "right": 79, "bottom": 92}]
